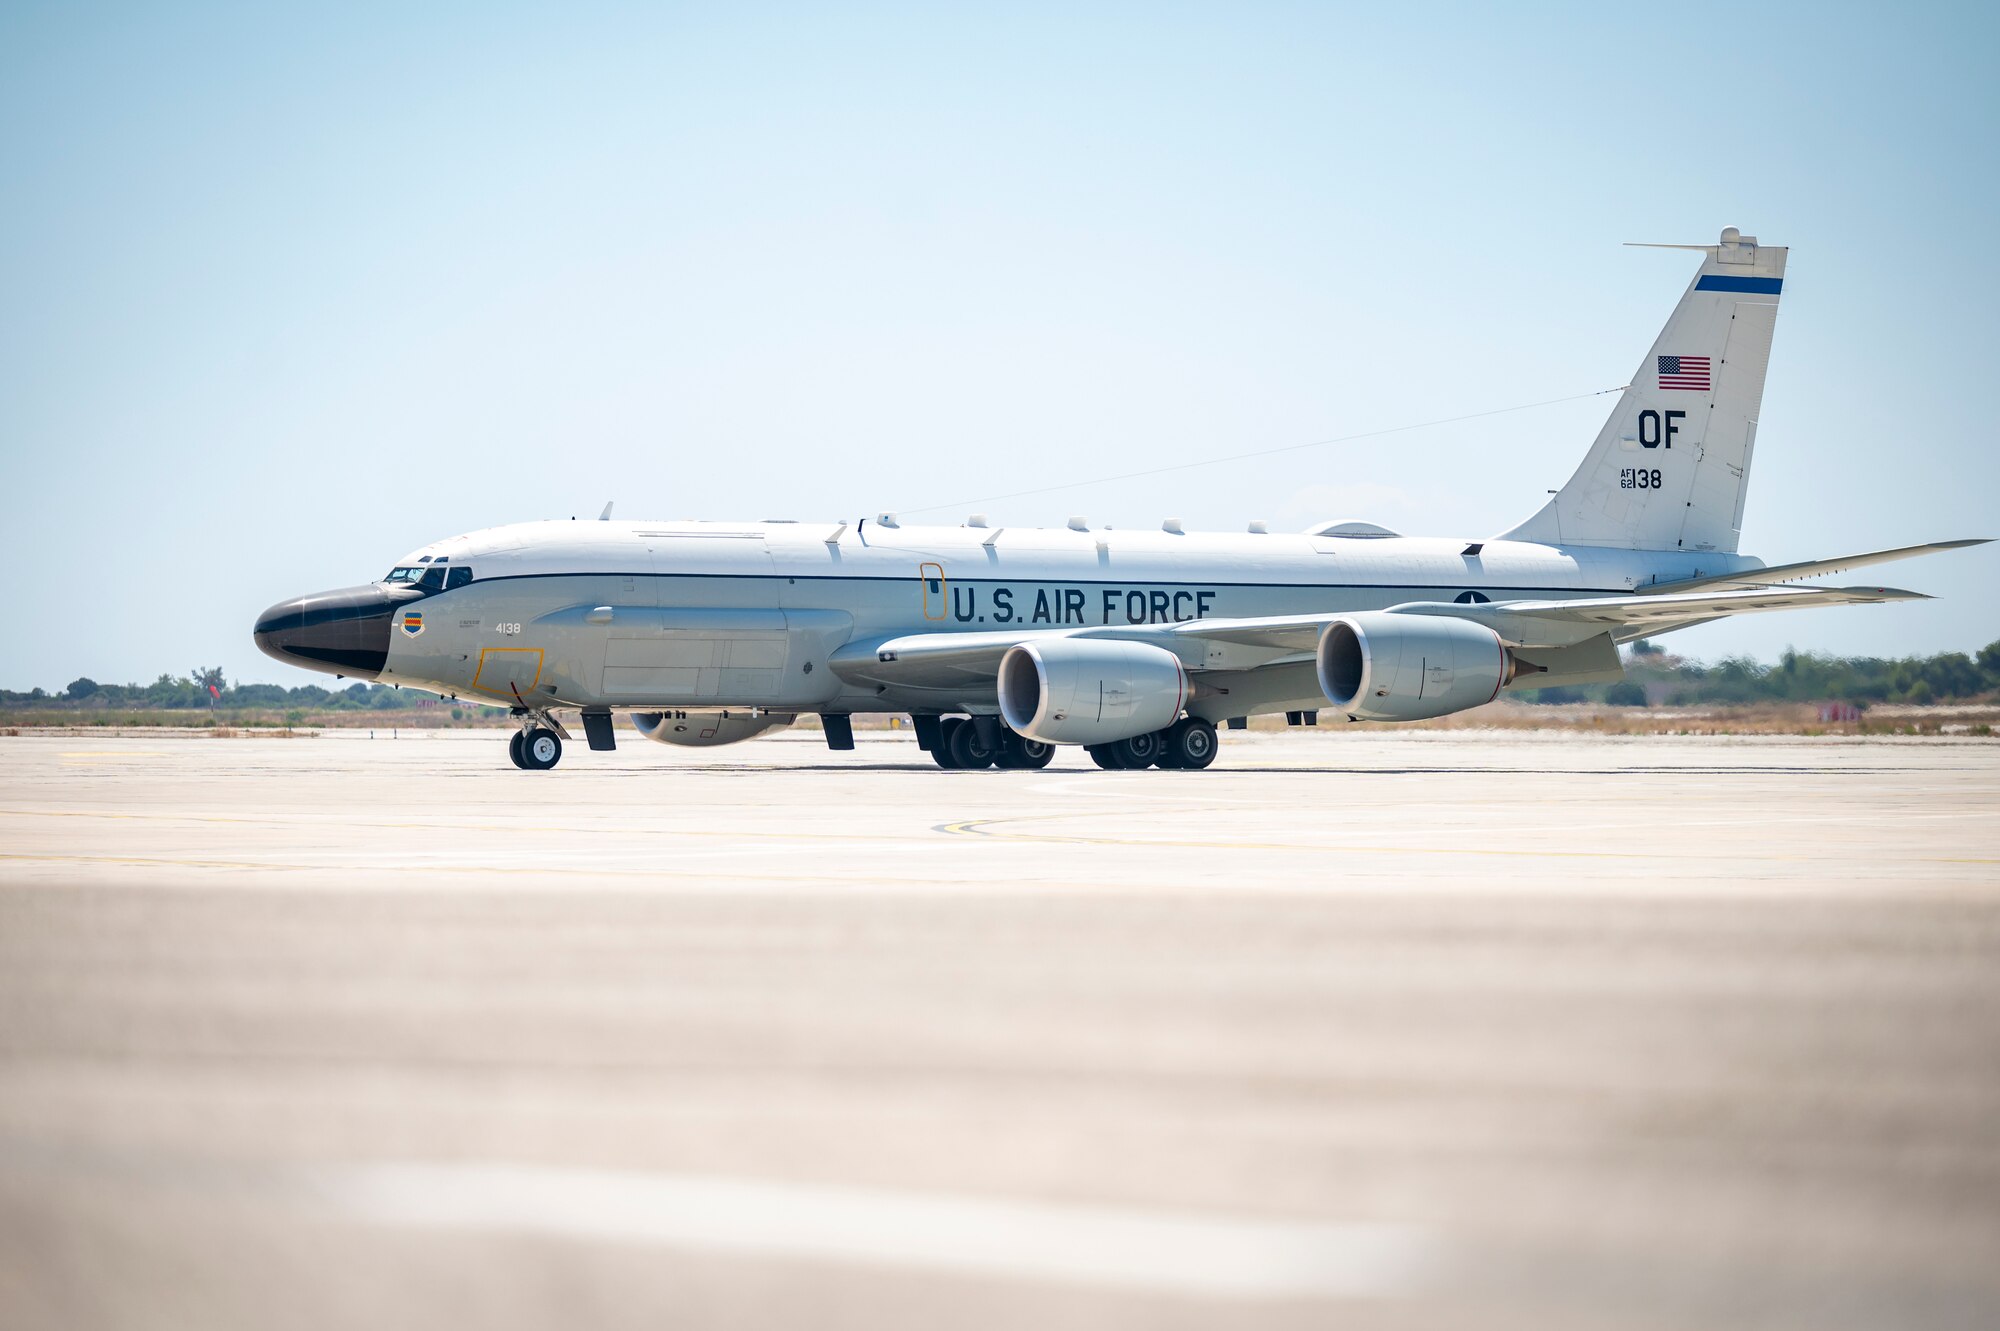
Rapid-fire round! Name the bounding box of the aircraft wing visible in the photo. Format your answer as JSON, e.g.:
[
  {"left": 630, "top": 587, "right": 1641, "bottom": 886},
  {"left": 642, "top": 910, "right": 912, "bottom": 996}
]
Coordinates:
[
  {"left": 1386, "top": 584, "right": 1931, "bottom": 646},
  {"left": 831, "top": 583, "right": 1931, "bottom": 692},
  {"left": 1170, "top": 583, "right": 1930, "bottom": 652},
  {"left": 831, "top": 625, "right": 1217, "bottom": 691},
  {"left": 1638, "top": 539, "right": 1988, "bottom": 594}
]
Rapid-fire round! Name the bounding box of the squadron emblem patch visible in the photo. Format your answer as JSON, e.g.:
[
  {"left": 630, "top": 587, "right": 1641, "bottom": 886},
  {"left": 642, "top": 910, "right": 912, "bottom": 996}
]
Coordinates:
[{"left": 401, "top": 610, "right": 425, "bottom": 637}]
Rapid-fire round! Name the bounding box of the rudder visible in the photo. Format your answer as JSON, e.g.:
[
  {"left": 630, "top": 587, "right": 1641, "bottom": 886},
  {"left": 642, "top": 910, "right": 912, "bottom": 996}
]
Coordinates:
[{"left": 1502, "top": 228, "right": 1787, "bottom": 553}]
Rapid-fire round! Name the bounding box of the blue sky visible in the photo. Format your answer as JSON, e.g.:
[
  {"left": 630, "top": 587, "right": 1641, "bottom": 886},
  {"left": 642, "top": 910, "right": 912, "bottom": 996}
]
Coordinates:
[{"left": 3, "top": 1, "right": 1995, "bottom": 689}]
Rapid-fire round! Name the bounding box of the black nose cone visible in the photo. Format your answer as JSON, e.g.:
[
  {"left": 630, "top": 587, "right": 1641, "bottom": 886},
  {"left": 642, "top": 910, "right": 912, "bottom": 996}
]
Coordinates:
[{"left": 253, "top": 585, "right": 403, "bottom": 679}]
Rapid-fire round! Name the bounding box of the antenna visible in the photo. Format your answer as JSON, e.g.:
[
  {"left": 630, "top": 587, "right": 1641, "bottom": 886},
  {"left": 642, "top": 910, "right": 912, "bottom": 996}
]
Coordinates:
[{"left": 598, "top": 501, "right": 614, "bottom": 521}]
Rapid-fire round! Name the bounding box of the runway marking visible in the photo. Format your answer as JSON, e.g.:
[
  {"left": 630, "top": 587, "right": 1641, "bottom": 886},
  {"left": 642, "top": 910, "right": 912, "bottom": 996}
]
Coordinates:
[
  {"left": 0, "top": 807, "right": 948, "bottom": 848},
  {"left": 4, "top": 805, "right": 1995, "bottom": 869},
  {"left": 0, "top": 852, "right": 1045, "bottom": 890},
  {"left": 932, "top": 818, "right": 2000, "bottom": 865},
  {"left": 936, "top": 818, "right": 1687, "bottom": 859},
  {"left": 312, "top": 1161, "right": 1434, "bottom": 1300}
]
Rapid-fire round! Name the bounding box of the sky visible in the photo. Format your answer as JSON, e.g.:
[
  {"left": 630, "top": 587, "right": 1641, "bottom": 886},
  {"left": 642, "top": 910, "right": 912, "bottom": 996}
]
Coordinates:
[{"left": 3, "top": 1, "right": 1996, "bottom": 690}]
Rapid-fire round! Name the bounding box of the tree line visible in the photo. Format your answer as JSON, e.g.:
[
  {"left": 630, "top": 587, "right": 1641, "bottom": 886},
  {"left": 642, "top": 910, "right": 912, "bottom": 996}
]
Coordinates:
[
  {"left": 1532, "top": 639, "right": 2000, "bottom": 707},
  {"left": 2, "top": 671, "right": 456, "bottom": 712}
]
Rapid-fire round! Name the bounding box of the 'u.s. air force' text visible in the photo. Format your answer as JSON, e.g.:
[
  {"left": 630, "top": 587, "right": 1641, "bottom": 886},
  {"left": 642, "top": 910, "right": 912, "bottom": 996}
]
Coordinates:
[{"left": 942, "top": 586, "right": 1218, "bottom": 625}]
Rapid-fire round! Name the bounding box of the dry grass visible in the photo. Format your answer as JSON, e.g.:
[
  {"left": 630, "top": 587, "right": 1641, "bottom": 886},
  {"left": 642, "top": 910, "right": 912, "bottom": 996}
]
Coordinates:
[
  {"left": 1243, "top": 699, "right": 2000, "bottom": 738},
  {"left": 7, "top": 702, "right": 1999, "bottom": 741}
]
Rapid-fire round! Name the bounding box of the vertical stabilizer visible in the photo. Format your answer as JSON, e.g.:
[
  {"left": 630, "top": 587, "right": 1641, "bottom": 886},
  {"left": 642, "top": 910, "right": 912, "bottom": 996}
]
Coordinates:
[{"left": 1501, "top": 228, "right": 1786, "bottom": 553}]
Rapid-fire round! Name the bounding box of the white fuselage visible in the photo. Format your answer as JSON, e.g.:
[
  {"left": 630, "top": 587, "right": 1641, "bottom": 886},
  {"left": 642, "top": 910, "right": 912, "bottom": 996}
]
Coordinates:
[{"left": 373, "top": 518, "right": 1755, "bottom": 717}]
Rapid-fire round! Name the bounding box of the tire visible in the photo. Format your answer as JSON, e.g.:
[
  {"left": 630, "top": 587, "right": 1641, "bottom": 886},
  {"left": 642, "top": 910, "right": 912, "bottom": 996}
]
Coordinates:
[
  {"left": 1108, "top": 730, "right": 1163, "bottom": 769},
  {"left": 1086, "top": 744, "right": 1122, "bottom": 770},
  {"left": 520, "top": 726, "right": 562, "bottom": 770},
  {"left": 994, "top": 732, "right": 1057, "bottom": 770},
  {"left": 1161, "top": 717, "right": 1219, "bottom": 770},
  {"left": 507, "top": 731, "right": 528, "bottom": 769},
  {"left": 1013, "top": 736, "right": 1056, "bottom": 769},
  {"left": 933, "top": 718, "right": 964, "bottom": 769},
  {"left": 947, "top": 719, "right": 996, "bottom": 770}
]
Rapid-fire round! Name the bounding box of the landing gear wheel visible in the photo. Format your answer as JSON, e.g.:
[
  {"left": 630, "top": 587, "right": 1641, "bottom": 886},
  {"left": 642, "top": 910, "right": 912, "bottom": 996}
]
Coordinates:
[
  {"left": 1086, "top": 744, "right": 1122, "bottom": 770},
  {"left": 1107, "top": 730, "right": 1163, "bottom": 770},
  {"left": 933, "top": 718, "right": 965, "bottom": 769},
  {"left": 947, "top": 719, "right": 997, "bottom": 770},
  {"left": 994, "top": 732, "right": 1057, "bottom": 770},
  {"left": 520, "top": 726, "right": 562, "bottom": 770},
  {"left": 1016, "top": 736, "right": 1057, "bottom": 769},
  {"left": 507, "top": 731, "right": 528, "bottom": 769},
  {"left": 1161, "top": 717, "right": 1219, "bottom": 770}
]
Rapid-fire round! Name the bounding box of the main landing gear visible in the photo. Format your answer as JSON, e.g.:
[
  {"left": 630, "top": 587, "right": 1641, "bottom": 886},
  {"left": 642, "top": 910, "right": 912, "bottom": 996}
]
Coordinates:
[
  {"left": 508, "top": 722, "right": 564, "bottom": 770},
  {"left": 1085, "top": 717, "right": 1218, "bottom": 771},
  {"left": 925, "top": 715, "right": 1218, "bottom": 771},
  {"left": 929, "top": 717, "right": 1057, "bottom": 771}
]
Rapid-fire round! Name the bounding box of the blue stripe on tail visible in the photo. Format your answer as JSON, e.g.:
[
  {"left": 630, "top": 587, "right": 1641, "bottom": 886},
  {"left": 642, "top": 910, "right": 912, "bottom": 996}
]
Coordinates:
[{"left": 1696, "top": 275, "right": 1784, "bottom": 294}]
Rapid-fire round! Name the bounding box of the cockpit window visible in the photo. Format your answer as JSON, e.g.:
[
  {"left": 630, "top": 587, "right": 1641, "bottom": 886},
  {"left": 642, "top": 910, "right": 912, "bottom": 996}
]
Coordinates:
[
  {"left": 384, "top": 567, "right": 423, "bottom": 584},
  {"left": 417, "top": 565, "right": 447, "bottom": 591},
  {"left": 445, "top": 566, "right": 472, "bottom": 590}
]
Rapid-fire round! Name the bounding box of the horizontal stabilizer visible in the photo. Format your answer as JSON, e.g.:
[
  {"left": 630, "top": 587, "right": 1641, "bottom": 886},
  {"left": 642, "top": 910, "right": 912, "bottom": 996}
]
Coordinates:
[{"left": 1640, "top": 538, "right": 1990, "bottom": 594}]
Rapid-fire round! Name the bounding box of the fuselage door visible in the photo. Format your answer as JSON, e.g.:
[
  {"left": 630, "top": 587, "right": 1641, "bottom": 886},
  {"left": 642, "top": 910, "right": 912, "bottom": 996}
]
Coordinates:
[{"left": 920, "top": 563, "right": 947, "bottom": 621}]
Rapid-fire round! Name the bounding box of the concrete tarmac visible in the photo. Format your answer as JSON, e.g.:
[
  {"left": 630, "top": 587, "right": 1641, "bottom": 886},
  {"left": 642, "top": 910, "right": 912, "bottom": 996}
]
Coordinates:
[{"left": 2, "top": 728, "right": 1997, "bottom": 1330}]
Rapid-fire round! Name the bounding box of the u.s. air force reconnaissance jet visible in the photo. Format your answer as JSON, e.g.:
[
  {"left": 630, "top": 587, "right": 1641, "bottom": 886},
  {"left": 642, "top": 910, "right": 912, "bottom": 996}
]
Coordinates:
[{"left": 255, "top": 228, "right": 1983, "bottom": 771}]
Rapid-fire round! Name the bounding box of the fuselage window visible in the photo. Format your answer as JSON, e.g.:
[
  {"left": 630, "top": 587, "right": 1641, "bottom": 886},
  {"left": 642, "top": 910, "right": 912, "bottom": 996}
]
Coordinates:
[{"left": 445, "top": 566, "right": 472, "bottom": 590}]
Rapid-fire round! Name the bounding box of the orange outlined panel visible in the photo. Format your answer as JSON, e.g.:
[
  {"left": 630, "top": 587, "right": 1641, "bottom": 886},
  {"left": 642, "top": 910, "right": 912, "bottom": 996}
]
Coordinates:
[
  {"left": 920, "top": 562, "right": 947, "bottom": 621},
  {"left": 472, "top": 647, "right": 544, "bottom": 699}
]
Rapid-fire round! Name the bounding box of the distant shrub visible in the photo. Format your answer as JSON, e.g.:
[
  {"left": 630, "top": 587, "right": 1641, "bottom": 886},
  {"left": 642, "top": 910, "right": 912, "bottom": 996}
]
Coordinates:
[{"left": 1603, "top": 682, "right": 1648, "bottom": 707}]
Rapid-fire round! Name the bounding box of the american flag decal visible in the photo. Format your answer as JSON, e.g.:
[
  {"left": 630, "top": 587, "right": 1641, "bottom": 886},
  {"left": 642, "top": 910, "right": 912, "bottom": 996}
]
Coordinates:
[{"left": 1658, "top": 355, "right": 1712, "bottom": 391}]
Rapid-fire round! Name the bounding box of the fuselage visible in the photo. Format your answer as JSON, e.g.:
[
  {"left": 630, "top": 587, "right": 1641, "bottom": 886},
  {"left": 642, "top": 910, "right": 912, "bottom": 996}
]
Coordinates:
[{"left": 255, "top": 517, "right": 1758, "bottom": 717}]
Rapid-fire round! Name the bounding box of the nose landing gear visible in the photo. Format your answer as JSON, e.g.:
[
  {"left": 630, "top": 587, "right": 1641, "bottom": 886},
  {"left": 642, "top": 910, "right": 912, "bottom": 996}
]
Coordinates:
[{"left": 508, "top": 723, "right": 564, "bottom": 770}]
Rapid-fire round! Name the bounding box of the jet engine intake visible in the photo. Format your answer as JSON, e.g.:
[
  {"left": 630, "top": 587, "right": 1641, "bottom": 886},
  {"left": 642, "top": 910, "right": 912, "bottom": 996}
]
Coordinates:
[
  {"left": 998, "top": 639, "right": 1187, "bottom": 745},
  {"left": 1316, "top": 612, "right": 1512, "bottom": 722},
  {"left": 631, "top": 710, "right": 793, "bottom": 747}
]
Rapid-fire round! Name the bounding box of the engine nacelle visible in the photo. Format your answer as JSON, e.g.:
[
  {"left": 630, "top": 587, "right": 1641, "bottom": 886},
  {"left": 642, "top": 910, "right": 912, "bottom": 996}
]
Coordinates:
[
  {"left": 998, "top": 639, "right": 1188, "bottom": 745},
  {"left": 631, "top": 709, "right": 793, "bottom": 747},
  {"left": 1316, "top": 612, "right": 1511, "bottom": 722}
]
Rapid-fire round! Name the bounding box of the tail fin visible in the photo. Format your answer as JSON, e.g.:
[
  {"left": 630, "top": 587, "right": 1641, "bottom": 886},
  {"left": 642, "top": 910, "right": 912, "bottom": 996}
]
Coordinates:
[{"left": 1501, "top": 228, "right": 1787, "bottom": 553}]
